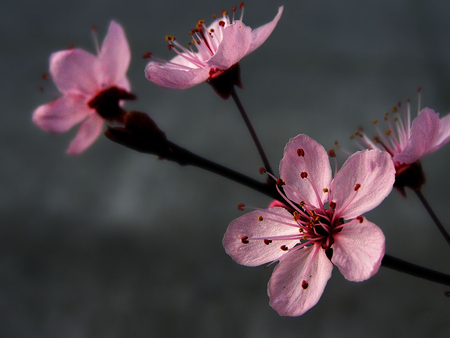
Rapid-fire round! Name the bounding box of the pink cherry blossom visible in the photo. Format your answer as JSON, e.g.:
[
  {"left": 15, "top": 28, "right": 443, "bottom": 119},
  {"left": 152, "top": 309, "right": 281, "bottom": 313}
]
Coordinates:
[
  {"left": 223, "top": 134, "right": 395, "bottom": 316},
  {"left": 33, "top": 21, "right": 131, "bottom": 154},
  {"left": 145, "top": 5, "right": 283, "bottom": 90},
  {"left": 353, "top": 98, "right": 450, "bottom": 192}
]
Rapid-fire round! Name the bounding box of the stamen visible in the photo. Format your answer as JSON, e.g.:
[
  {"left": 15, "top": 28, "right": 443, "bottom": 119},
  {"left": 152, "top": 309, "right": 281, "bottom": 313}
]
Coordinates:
[
  {"left": 42, "top": 73, "right": 48, "bottom": 80},
  {"left": 356, "top": 216, "right": 364, "bottom": 223},
  {"left": 258, "top": 167, "right": 267, "bottom": 175},
  {"left": 264, "top": 239, "right": 272, "bottom": 245},
  {"left": 91, "top": 25, "right": 100, "bottom": 55},
  {"left": 297, "top": 148, "right": 305, "bottom": 157},
  {"left": 241, "top": 236, "right": 249, "bottom": 244},
  {"left": 329, "top": 201, "right": 336, "bottom": 209},
  {"left": 258, "top": 215, "right": 264, "bottom": 222},
  {"left": 302, "top": 280, "right": 309, "bottom": 289},
  {"left": 300, "top": 172, "right": 308, "bottom": 179},
  {"left": 276, "top": 178, "right": 285, "bottom": 186},
  {"left": 328, "top": 149, "right": 336, "bottom": 158},
  {"left": 219, "top": 20, "right": 225, "bottom": 27},
  {"left": 237, "top": 203, "right": 245, "bottom": 211},
  {"left": 323, "top": 188, "right": 328, "bottom": 193},
  {"left": 280, "top": 245, "right": 288, "bottom": 251},
  {"left": 142, "top": 52, "right": 152, "bottom": 59},
  {"left": 354, "top": 183, "right": 361, "bottom": 191}
]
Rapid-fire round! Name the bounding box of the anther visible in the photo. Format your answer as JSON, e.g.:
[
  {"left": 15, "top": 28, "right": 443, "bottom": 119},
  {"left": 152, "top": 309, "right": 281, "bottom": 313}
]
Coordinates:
[
  {"left": 417, "top": 87, "right": 421, "bottom": 93},
  {"left": 239, "top": 2, "right": 244, "bottom": 9},
  {"left": 276, "top": 178, "right": 285, "bottom": 186},
  {"left": 212, "top": 14, "right": 217, "bottom": 19},
  {"left": 397, "top": 101, "right": 402, "bottom": 108},
  {"left": 241, "top": 236, "right": 249, "bottom": 244},
  {"left": 372, "top": 119, "right": 378, "bottom": 124},
  {"left": 444, "top": 290, "right": 450, "bottom": 297},
  {"left": 42, "top": 73, "right": 48, "bottom": 80},
  {"left": 392, "top": 106, "right": 398, "bottom": 113},
  {"left": 328, "top": 149, "right": 336, "bottom": 158},
  {"left": 219, "top": 20, "right": 225, "bottom": 27},
  {"left": 354, "top": 183, "right": 361, "bottom": 191},
  {"left": 293, "top": 211, "right": 301, "bottom": 221},
  {"left": 258, "top": 167, "right": 267, "bottom": 175},
  {"left": 142, "top": 52, "right": 152, "bottom": 59},
  {"left": 356, "top": 216, "right": 364, "bottom": 223},
  {"left": 221, "top": 10, "right": 227, "bottom": 16},
  {"left": 299, "top": 201, "right": 305, "bottom": 207},
  {"left": 385, "top": 129, "right": 392, "bottom": 136},
  {"left": 264, "top": 239, "right": 272, "bottom": 245},
  {"left": 231, "top": 6, "right": 237, "bottom": 13},
  {"left": 323, "top": 188, "right": 329, "bottom": 193},
  {"left": 258, "top": 216, "right": 264, "bottom": 222},
  {"left": 280, "top": 245, "right": 288, "bottom": 251},
  {"left": 237, "top": 203, "right": 245, "bottom": 211},
  {"left": 165, "top": 35, "right": 175, "bottom": 42},
  {"left": 297, "top": 148, "right": 305, "bottom": 157},
  {"left": 300, "top": 172, "right": 308, "bottom": 179},
  {"left": 329, "top": 201, "right": 336, "bottom": 209},
  {"left": 301, "top": 280, "right": 309, "bottom": 289}
]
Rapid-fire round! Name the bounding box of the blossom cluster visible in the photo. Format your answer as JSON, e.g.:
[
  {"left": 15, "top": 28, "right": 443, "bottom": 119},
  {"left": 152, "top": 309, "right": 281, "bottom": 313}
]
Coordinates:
[{"left": 32, "top": 4, "right": 450, "bottom": 317}]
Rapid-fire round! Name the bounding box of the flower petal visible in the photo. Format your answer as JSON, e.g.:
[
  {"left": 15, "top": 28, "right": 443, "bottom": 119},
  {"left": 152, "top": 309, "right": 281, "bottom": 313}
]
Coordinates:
[
  {"left": 279, "top": 134, "right": 332, "bottom": 208},
  {"left": 145, "top": 60, "right": 210, "bottom": 89},
  {"left": 247, "top": 6, "right": 284, "bottom": 55},
  {"left": 66, "top": 114, "right": 104, "bottom": 154},
  {"left": 99, "top": 21, "right": 131, "bottom": 86},
  {"left": 333, "top": 149, "right": 394, "bottom": 220},
  {"left": 207, "top": 20, "right": 252, "bottom": 70},
  {"left": 393, "top": 108, "right": 440, "bottom": 164},
  {"left": 223, "top": 207, "right": 300, "bottom": 267},
  {"left": 268, "top": 244, "right": 333, "bottom": 317},
  {"left": 332, "top": 218, "right": 385, "bottom": 282},
  {"left": 32, "top": 94, "right": 91, "bottom": 133},
  {"left": 428, "top": 112, "right": 450, "bottom": 154},
  {"left": 50, "top": 49, "right": 101, "bottom": 95}
]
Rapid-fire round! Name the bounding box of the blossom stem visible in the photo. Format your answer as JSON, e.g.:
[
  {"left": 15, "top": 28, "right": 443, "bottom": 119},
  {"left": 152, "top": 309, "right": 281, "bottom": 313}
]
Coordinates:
[
  {"left": 414, "top": 190, "right": 450, "bottom": 247},
  {"left": 165, "top": 140, "right": 280, "bottom": 201},
  {"left": 230, "top": 87, "right": 274, "bottom": 175},
  {"left": 382, "top": 254, "right": 450, "bottom": 286}
]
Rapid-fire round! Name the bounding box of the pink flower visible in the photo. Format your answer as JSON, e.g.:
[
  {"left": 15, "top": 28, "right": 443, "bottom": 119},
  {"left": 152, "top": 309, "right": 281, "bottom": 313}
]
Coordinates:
[
  {"left": 144, "top": 5, "right": 283, "bottom": 94},
  {"left": 223, "top": 134, "right": 395, "bottom": 316},
  {"left": 354, "top": 100, "right": 450, "bottom": 193},
  {"left": 33, "top": 21, "right": 132, "bottom": 154}
]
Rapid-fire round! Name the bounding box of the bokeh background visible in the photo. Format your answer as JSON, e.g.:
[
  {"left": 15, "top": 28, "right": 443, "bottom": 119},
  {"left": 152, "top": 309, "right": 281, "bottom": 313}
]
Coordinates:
[{"left": 2, "top": 0, "right": 450, "bottom": 337}]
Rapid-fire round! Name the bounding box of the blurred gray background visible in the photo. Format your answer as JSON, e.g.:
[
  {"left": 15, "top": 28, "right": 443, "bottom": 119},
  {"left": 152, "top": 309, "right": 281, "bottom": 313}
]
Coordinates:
[{"left": 1, "top": 0, "right": 450, "bottom": 337}]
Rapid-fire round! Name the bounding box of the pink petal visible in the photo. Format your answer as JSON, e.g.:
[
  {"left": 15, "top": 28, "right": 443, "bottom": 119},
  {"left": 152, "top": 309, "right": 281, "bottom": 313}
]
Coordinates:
[
  {"left": 279, "top": 134, "right": 332, "bottom": 208},
  {"left": 66, "top": 114, "right": 104, "bottom": 154},
  {"left": 207, "top": 20, "right": 252, "bottom": 70},
  {"left": 333, "top": 149, "right": 394, "bottom": 220},
  {"left": 145, "top": 60, "right": 210, "bottom": 89},
  {"left": 268, "top": 244, "right": 333, "bottom": 316},
  {"left": 99, "top": 21, "right": 131, "bottom": 87},
  {"left": 332, "top": 218, "right": 385, "bottom": 282},
  {"left": 223, "top": 208, "right": 300, "bottom": 267},
  {"left": 50, "top": 49, "right": 101, "bottom": 95},
  {"left": 32, "top": 94, "right": 91, "bottom": 133},
  {"left": 247, "top": 6, "right": 284, "bottom": 55},
  {"left": 428, "top": 112, "right": 450, "bottom": 154},
  {"left": 393, "top": 108, "right": 440, "bottom": 164}
]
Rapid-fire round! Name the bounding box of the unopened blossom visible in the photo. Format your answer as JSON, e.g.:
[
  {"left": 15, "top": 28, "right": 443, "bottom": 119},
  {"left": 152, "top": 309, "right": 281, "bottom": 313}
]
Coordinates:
[
  {"left": 223, "top": 134, "right": 394, "bottom": 316},
  {"left": 145, "top": 4, "right": 283, "bottom": 98},
  {"left": 352, "top": 97, "right": 450, "bottom": 193},
  {"left": 33, "top": 21, "right": 132, "bottom": 154}
]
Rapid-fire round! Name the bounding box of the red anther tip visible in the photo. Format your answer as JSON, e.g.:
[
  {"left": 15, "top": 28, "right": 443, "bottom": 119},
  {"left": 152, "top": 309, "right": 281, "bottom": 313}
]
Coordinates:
[
  {"left": 302, "top": 280, "right": 309, "bottom": 289},
  {"left": 68, "top": 44, "right": 74, "bottom": 50},
  {"left": 328, "top": 149, "right": 336, "bottom": 158},
  {"left": 397, "top": 101, "right": 401, "bottom": 107},
  {"left": 239, "top": 2, "right": 244, "bottom": 9},
  {"left": 276, "top": 178, "right": 285, "bottom": 186},
  {"left": 212, "top": 14, "right": 217, "bottom": 19},
  {"left": 444, "top": 290, "right": 450, "bottom": 297},
  {"left": 354, "top": 183, "right": 361, "bottom": 191},
  {"left": 297, "top": 148, "right": 305, "bottom": 157},
  {"left": 241, "top": 236, "right": 249, "bottom": 244},
  {"left": 264, "top": 239, "right": 272, "bottom": 245},
  {"left": 417, "top": 87, "right": 421, "bottom": 93},
  {"left": 280, "top": 245, "right": 288, "bottom": 251},
  {"left": 300, "top": 172, "right": 308, "bottom": 179},
  {"left": 219, "top": 20, "right": 225, "bottom": 27},
  {"left": 142, "top": 52, "right": 152, "bottom": 59},
  {"left": 258, "top": 167, "right": 267, "bottom": 175},
  {"left": 221, "top": 9, "right": 227, "bottom": 16},
  {"left": 231, "top": 6, "right": 236, "bottom": 13},
  {"left": 38, "top": 86, "right": 44, "bottom": 92},
  {"left": 237, "top": 203, "right": 245, "bottom": 211},
  {"left": 41, "top": 73, "right": 48, "bottom": 80},
  {"left": 91, "top": 25, "right": 96, "bottom": 32},
  {"left": 356, "top": 216, "right": 364, "bottom": 223}
]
